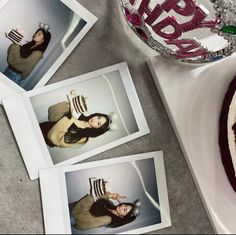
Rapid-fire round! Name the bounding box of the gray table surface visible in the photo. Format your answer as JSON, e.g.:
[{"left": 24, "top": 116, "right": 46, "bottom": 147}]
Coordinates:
[{"left": 0, "top": 0, "right": 214, "bottom": 234}]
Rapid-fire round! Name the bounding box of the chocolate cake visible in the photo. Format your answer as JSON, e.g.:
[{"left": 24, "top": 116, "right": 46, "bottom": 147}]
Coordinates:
[
  {"left": 219, "top": 76, "right": 236, "bottom": 191},
  {"left": 6, "top": 29, "right": 23, "bottom": 44},
  {"left": 71, "top": 95, "right": 88, "bottom": 114},
  {"left": 89, "top": 178, "right": 107, "bottom": 201}
]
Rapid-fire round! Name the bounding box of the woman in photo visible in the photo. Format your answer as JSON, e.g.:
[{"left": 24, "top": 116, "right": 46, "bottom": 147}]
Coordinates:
[
  {"left": 70, "top": 191, "right": 141, "bottom": 230},
  {"left": 40, "top": 90, "right": 118, "bottom": 148},
  {"left": 40, "top": 112, "right": 112, "bottom": 148},
  {"left": 4, "top": 25, "right": 51, "bottom": 86}
]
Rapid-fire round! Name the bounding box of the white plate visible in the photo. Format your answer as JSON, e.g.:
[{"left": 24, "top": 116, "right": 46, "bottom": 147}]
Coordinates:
[{"left": 148, "top": 53, "right": 236, "bottom": 234}]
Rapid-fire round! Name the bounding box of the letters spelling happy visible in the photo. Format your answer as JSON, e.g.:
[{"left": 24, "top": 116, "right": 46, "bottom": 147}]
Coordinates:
[{"left": 131, "top": 0, "right": 217, "bottom": 59}]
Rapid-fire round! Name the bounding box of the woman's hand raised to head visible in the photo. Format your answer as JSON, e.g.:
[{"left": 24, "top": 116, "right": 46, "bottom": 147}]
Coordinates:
[{"left": 107, "top": 192, "right": 126, "bottom": 201}]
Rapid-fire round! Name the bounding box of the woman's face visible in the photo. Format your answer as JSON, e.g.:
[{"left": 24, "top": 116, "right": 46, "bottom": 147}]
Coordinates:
[
  {"left": 33, "top": 30, "right": 44, "bottom": 44},
  {"left": 116, "top": 204, "right": 132, "bottom": 217},
  {"left": 88, "top": 116, "right": 107, "bottom": 129}
]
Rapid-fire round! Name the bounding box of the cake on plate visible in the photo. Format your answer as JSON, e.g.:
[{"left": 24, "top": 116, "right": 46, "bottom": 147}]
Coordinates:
[
  {"left": 219, "top": 75, "right": 236, "bottom": 191},
  {"left": 89, "top": 178, "right": 107, "bottom": 201},
  {"left": 71, "top": 95, "right": 88, "bottom": 114},
  {"left": 5, "top": 28, "right": 24, "bottom": 44},
  {"left": 67, "top": 90, "right": 88, "bottom": 119}
]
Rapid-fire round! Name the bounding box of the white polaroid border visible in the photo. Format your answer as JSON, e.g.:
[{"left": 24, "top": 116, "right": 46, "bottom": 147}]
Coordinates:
[
  {"left": 2, "top": 62, "right": 150, "bottom": 180},
  {"left": 0, "top": 0, "right": 97, "bottom": 103},
  {"left": 39, "top": 151, "right": 171, "bottom": 234}
]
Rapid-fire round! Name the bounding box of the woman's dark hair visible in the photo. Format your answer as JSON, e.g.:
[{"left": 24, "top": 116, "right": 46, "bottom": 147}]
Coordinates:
[
  {"left": 64, "top": 113, "right": 110, "bottom": 144},
  {"left": 89, "top": 198, "right": 136, "bottom": 228},
  {"left": 20, "top": 28, "right": 51, "bottom": 58}
]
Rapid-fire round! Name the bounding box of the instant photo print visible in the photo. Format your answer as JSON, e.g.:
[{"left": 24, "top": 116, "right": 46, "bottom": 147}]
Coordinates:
[
  {"left": 39, "top": 151, "right": 171, "bottom": 234},
  {"left": 2, "top": 62, "right": 150, "bottom": 180},
  {"left": 0, "top": 0, "right": 97, "bottom": 102}
]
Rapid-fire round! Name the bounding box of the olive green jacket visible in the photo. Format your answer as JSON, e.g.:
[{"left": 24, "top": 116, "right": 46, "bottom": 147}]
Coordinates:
[
  {"left": 7, "top": 44, "right": 43, "bottom": 79},
  {"left": 71, "top": 194, "right": 112, "bottom": 230}
]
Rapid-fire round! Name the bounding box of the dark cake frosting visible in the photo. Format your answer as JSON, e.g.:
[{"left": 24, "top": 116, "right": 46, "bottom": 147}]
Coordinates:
[
  {"left": 219, "top": 76, "right": 236, "bottom": 191},
  {"left": 233, "top": 122, "right": 236, "bottom": 142}
]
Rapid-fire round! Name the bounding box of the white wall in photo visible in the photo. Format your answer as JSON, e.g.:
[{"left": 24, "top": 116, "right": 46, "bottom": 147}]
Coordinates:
[
  {"left": 65, "top": 158, "right": 161, "bottom": 234},
  {"left": 0, "top": 0, "right": 86, "bottom": 90},
  {"left": 30, "top": 71, "right": 139, "bottom": 164}
]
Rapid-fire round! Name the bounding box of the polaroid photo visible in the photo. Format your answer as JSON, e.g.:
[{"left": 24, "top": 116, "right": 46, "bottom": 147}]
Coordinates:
[
  {"left": 0, "top": 0, "right": 97, "bottom": 102},
  {"left": 2, "top": 62, "right": 150, "bottom": 180},
  {"left": 39, "top": 151, "right": 171, "bottom": 234}
]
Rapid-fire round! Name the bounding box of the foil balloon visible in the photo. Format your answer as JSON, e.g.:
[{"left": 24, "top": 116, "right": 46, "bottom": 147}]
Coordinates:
[{"left": 120, "top": 0, "right": 236, "bottom": 63}]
